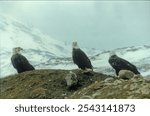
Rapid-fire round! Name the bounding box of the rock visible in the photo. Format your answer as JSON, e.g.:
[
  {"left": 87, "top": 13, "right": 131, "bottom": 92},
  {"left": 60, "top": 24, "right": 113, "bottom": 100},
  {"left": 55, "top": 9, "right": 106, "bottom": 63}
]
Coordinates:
[
  {"left": 140, "top": 85, "right": 150, "bottom": 95},
  {"left": 113, "top": 80, "right": 122, "bottom": 85},
  {"left": 133, "top": 74, "right": 143, "bottom": 79},
  {"left": 118, "top": 70, "right": 134, "bottom": 79},
  {"left": 123, "top": 85, "right": 129, "bottom": 89},
  {"left": 129, "top": 83, "right": 139, "bottom": 91},
  {"left": 104, "top": 77, "right": 114, "bottom": 83},
  {"left": 82, "top": 68, "right": 94, "bottom": 76},
  {"left": 80, "top": 95, "right": 93, "bottom": 99},
  {"left": 130, "top": 77, "right": 143, "bottom": 83},
  {"left": 65, "top": 71, "right": 78, "bottom": 89},
  {"left": 144, "top": 77, "right": 150, "bottom": 82}
]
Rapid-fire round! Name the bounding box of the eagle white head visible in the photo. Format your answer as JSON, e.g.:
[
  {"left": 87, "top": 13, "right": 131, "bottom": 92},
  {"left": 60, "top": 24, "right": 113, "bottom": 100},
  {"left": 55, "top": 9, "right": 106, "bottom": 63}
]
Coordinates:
[
  {"left": 72, "top": 41, "right": 79, "bottom": 49},
  {"left": 12, "top": 47, "right": 23, "bottom": 55}
]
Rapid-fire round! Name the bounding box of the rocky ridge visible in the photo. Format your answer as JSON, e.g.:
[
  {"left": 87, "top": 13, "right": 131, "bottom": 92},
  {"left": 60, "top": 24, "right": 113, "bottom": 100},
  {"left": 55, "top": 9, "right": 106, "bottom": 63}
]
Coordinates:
[{"left": 0, "top": 69, "right": 149, "bottom": 99}]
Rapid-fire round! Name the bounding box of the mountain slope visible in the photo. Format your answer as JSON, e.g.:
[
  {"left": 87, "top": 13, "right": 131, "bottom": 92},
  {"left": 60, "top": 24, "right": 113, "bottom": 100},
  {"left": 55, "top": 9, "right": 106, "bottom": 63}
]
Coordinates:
[
  {"left": 0, "top": 14, "right": 150, "bottom": 78},
  {"left": 92, "top": 45, "right": 150, "bottom": 76},
  {"left": 0, "top": 15, "right": 71, "bottom": 77}
]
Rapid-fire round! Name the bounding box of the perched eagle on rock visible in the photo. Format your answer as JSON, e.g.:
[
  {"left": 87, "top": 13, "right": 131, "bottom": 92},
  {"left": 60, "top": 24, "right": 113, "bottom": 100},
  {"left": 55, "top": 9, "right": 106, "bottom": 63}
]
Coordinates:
[
  {"left": 108, "top": 53, "right": 140, "bottom": 76},
  {"left": 11, "top": 47, "right": 35, "bottom": 73},
  {"left": 72, "top": 41, "right": 93, "bottom": 71}
]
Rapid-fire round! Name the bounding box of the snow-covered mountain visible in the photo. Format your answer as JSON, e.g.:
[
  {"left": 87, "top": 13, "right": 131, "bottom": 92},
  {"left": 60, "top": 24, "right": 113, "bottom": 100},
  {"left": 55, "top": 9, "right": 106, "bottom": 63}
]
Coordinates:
[
  {"left": 0, "top": 14, "right": 71, "bottom": 77},
  {"left": 92, "top": 45, "right": 150, "bottom": 76},
  {"left": 0, "top": 15, "right": 150, "bottom": 78},
  {"left": 44, "top": 45, "right": 150, "bottom": 77}
]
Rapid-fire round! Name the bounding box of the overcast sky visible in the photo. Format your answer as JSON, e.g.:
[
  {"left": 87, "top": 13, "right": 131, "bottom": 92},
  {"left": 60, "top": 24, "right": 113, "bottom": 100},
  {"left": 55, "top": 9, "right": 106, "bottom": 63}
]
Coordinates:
[{"left": 0, "top": 1, "right": 150, "bottom": 50}]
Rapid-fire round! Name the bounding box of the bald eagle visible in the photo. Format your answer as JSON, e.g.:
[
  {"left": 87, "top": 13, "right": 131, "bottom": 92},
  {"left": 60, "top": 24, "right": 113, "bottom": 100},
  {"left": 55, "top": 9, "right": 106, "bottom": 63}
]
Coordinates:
[
  {"left": 11, "top": 47, "right": 35, "bottom": 73},
  {"left": 108, "top": 53, "right": 140, "bottom": 76},
  {"left": 72, "top": 41, "right": 93, "bottom": 70}
]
